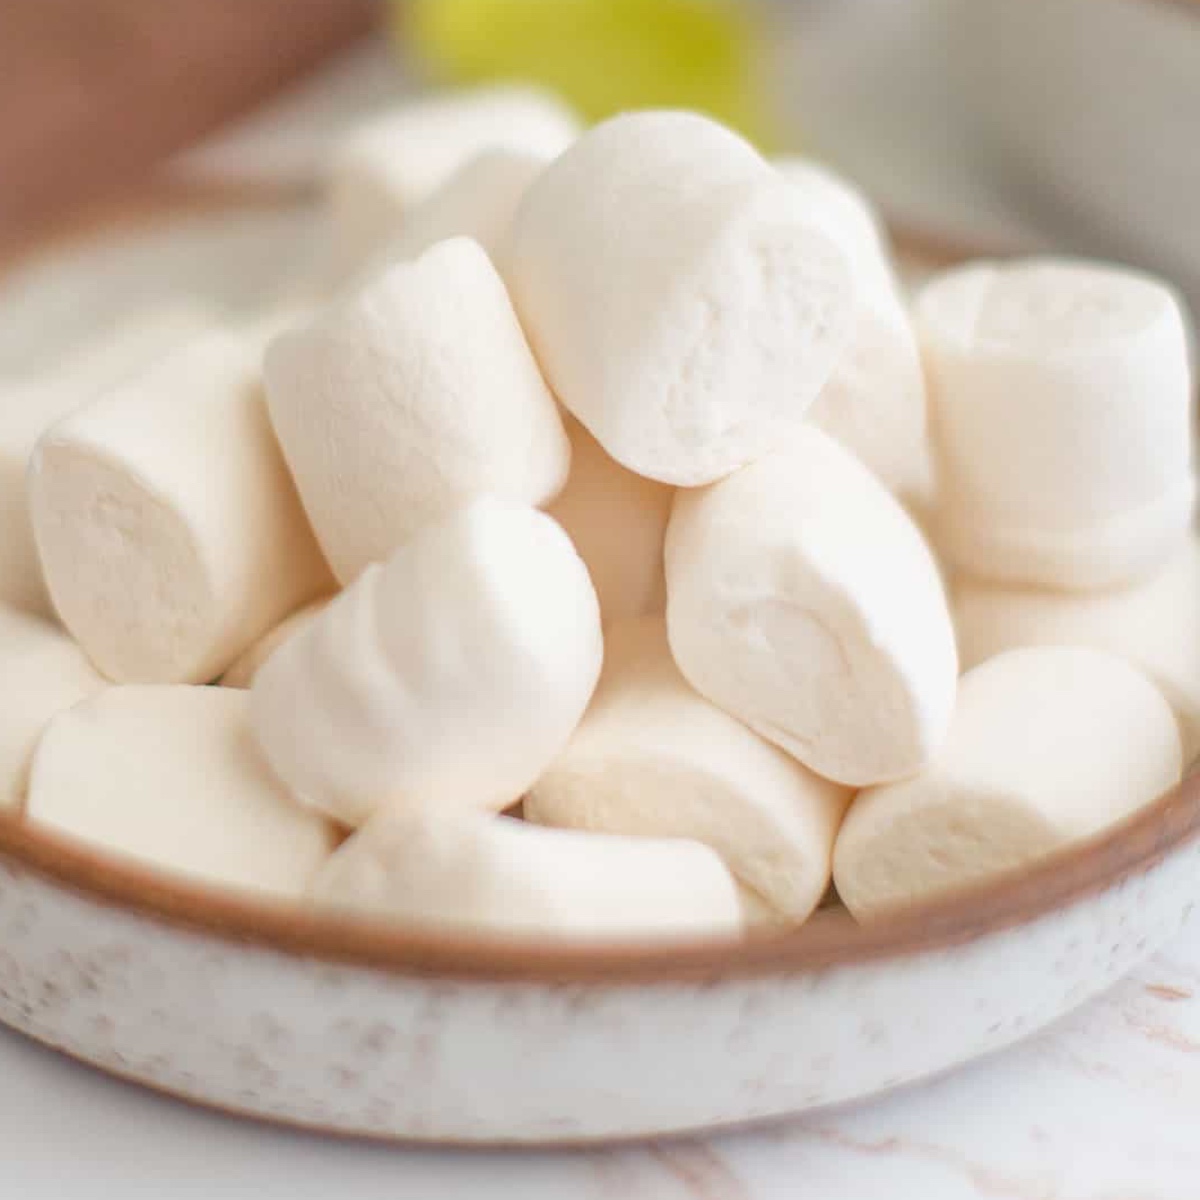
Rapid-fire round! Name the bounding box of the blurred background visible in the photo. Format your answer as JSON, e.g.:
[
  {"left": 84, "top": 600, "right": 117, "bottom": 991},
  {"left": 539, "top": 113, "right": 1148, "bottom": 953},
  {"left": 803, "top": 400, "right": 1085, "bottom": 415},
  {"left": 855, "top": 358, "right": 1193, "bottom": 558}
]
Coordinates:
[{"left": 1, "top": 0, "right": 1197, "bottom": 306}]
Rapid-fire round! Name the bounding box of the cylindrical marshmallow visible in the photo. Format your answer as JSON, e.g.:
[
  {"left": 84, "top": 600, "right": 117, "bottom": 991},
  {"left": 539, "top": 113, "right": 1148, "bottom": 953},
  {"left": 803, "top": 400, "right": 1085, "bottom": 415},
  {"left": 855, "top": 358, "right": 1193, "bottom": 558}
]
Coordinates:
[
  {"left": 327, "top": 86, "right": 580, "bottom": 272},
  {"left": 777, "top": 159, "right": 930, "bottom": 507},
  {"left": 834, "top": 646, "right": 1182, "bottom": 920},
  {"left": 507, "top": 111, "right": 857, "bottom": 485},
  {"left": 265, "top": 238, "right": 571, "bottom": 583},
  {"left": 546, "top": 416, "right": 673, "bottom": 625},
  {"left": 252, "top": 498, "right": 603, "bottom": 827},
  {"left": 917, "top": 258, "right": 1195, "bottom": 589},
  {"left": 527, "top": 617, "right": 852, "bottom": 920},
  {"left": 361, "top": 148, "right": 548, "bottom": 278},
  {"left": 242, "top": 299, "right": 321, "bottom": 349},
  {"left": 0, "top": 304, "right": 212, "bottom": 618},
  {"left": 29, "top": 330, "right": 333, "bottom": 684},
  {"left": 27, "top": 687, "right": 337, "bottom": 898},
  {"left": 806, "top": 294, "right": 932, "bottom": 511},
  {"left": 666, "top": 427, "right": 958, "bottom": 786},
  {"left": 953, "top": 535, "right": 1200, "bottom": 760},
  {"left": 311, "top": 808, "right": 749, "bottom": 940},
  {"left": 0, "top": 607, "right": 106, "bottom": 809},
  {"left": 773, "top": 156, "right": 894, "bottom": 295},
  {"left": 220, "top": 597, "right": 333, "bottom": 690}
]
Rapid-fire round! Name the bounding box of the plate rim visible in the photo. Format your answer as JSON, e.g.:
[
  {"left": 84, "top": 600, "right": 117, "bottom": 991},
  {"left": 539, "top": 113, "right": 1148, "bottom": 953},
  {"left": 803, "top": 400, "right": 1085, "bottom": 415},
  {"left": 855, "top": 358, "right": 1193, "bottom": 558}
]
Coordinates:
[{"left": 4, "top": 772, "right": 1195, "bottom": 985}]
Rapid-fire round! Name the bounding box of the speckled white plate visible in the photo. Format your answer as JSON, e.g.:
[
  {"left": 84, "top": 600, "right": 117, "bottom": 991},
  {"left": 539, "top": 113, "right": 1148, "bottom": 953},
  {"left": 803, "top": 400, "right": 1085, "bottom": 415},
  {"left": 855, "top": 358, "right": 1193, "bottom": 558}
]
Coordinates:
[{"left": 1, "top": 194, "right": 1197, "bottom": 1145}]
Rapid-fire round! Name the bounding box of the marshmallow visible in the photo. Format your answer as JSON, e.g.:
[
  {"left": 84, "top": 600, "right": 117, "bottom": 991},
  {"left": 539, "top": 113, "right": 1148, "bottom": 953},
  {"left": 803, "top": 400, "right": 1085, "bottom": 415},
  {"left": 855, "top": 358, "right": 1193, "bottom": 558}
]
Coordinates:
[
  {"left": 29, "top": 330, "right": 334, "bottom": 684},
  {"left": 774, "top": 157, "right": 894, "bottom": 294},
  {"left": 954, "top": 535, "right": 1200, "bottom": 760},
  {"left": 242, "top": 299, "right": 320, "bottom": 349},
  {"left": 776, "top": 159, "right": 930, "bottom": 506},
  {"left": 834, "top": 647, "right": 1182, "bottom": 920},
  {"left": 666, "top": 427, "right": 957, "bottom": 786},
  {"left": 0, "top": 608, "right": 106, "bottom": 809},
  {"left": 507, "top": 111, "right": 857, "bottom": 485},
  {"left": 546, "top": 416, "right": 673, "bottom": 625},
  {"left": 527, "top": 618, "right": 852, "bottom": 920},
  {"left": 252, "top": 498, "right": 603, "bottom": 827},
  {"left": 807, "top": 293, "right": 932, "bottom": 511},
  {"left": 328, "top": 86, "right": 580, "bottom": 271},
  {"left": 366, "top": 148, "right": 548, "bottom": 274},
  {"left": 0, "top": 304, "right": 212, "bottom": 617},
  {"left": 27, "top": 687, "right": 337, "bottom": 898},
  {"left": 311, "top": 808, "right": 748, "bottom": 940},
  {"left": 917, "top": 259, "right": 1195, "bottom": 589},
  {"left": 265, "top": 238, "right": 571, "bottom": 584},
  {"left": 220, "top": 597, "right": 332, "bottom": 690}
]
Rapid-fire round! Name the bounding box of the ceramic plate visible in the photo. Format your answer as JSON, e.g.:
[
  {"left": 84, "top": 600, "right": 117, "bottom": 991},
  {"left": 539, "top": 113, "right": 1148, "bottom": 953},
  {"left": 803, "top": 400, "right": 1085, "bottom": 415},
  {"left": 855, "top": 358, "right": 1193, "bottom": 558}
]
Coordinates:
[{"left": 1, "top": 193, "right": 1196, "bottom": 1145}]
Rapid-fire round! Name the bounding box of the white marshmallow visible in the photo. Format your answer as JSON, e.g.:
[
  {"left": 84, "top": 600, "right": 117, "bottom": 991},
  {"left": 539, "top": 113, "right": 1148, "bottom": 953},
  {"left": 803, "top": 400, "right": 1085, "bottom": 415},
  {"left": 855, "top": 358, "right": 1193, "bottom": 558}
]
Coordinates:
[
  {"left": 953, "top": 536, "right": 1200, "bottom": 760},
  {"left": 27, "top": 687, "right": 337, "bottom": 897},
  {"left": 0, "top": 607, "right": 106, "bottom": 809},
  {"left": 328, "top": 86, "right": 580, "bottom": 271},
  {"left": 507, "top": 111, "right": 857, "bottom": 485},
  {"left": 808, "top": 284, "right": 930, "bottom": 510},
  {"left": 666, "top": 427, "right": 958, "bottom": 786},
  {"left": 0, "top": 304, "right": 212, "bottom": 618},
  {"left": 527, "top": 618, "right": 852, "bottom": 920},
  {"left": 833, "top": 647, "right": 1182, "bottom": 920},
  {"left": 220, "top": 597, "right": 333, "bottom": 690},
  {"left": 546, "top": 416, "right": 673, "bottom": 625},
  {"left": 29, "top": 330, "right": 334, "bottom": 684},
  {"left": 241, "top": 299, "right": 320, "bottom": 349},
  {"left": 773, "top": 157, "right": 894, "bottom": 294},
  {"left": 777, "top": 159, "right": 930, "bottom": 506},
  {"left": 311, "top": 808, "right": 748, "bottom": 940},
  {"left": 252, "top": 498, "right": 603, "bottom": 827},
  {"left": 265, "top": 238, "right": 571, "bottom": 584},
  {"left": 917, "top": 259, "right": 1195, "bottom": 589},
  {"left": 367, "top": 148, "right": 548, "bottom": 273}
]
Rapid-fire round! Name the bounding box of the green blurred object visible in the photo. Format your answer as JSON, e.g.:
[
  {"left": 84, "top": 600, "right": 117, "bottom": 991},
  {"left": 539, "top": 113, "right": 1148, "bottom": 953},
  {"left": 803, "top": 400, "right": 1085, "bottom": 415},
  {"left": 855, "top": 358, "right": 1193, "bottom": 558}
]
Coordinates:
[{"left": 399, "top": 0, "right": 775, "bottom": 148}]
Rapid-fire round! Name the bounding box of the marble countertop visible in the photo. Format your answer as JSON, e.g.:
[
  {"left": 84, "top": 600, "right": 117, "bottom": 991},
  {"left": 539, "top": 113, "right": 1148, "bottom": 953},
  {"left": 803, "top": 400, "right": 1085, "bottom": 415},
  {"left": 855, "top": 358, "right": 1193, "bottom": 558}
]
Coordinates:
[{"left": 1, "top": 915, "right": 1196, "bottom": 1199}]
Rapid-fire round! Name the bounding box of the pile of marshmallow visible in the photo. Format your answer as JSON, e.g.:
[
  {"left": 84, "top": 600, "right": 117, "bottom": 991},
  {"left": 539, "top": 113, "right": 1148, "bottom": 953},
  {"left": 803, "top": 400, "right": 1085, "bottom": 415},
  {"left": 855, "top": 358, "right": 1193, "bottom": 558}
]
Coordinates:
[{"left": 2, "top": 87, "right": 1196, "bottom": 941}]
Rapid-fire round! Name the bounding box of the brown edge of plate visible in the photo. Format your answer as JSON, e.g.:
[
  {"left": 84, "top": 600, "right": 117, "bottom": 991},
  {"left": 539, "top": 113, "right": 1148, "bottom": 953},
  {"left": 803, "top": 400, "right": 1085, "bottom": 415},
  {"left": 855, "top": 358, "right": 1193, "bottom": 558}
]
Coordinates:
[
  {"left": 1, "top": 185, "right": 1197, "bottom": 987},
  {"left": 0, "top": 771, "right": 1196, "bottom": 986}
]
